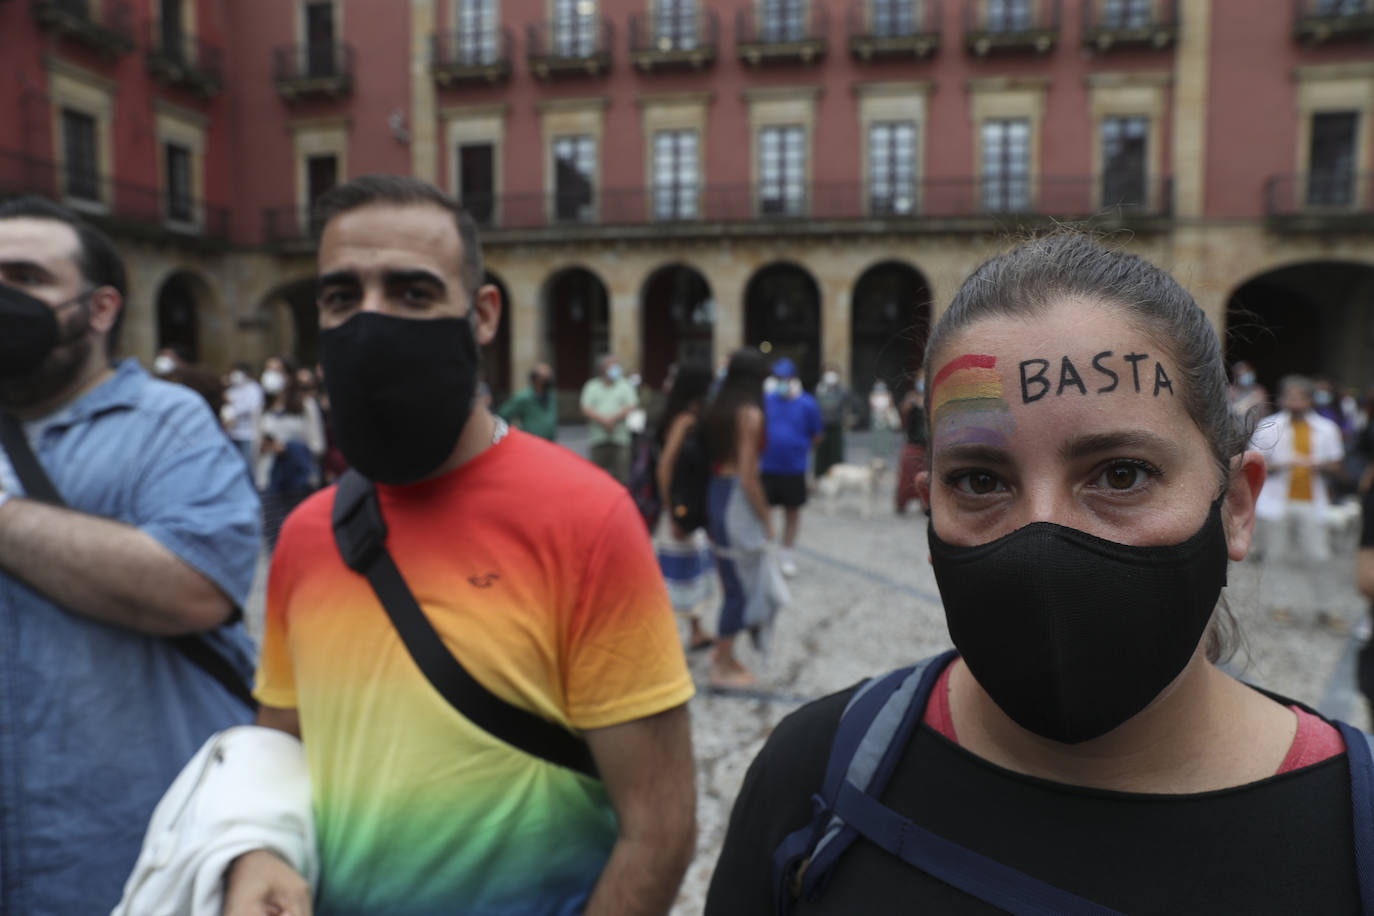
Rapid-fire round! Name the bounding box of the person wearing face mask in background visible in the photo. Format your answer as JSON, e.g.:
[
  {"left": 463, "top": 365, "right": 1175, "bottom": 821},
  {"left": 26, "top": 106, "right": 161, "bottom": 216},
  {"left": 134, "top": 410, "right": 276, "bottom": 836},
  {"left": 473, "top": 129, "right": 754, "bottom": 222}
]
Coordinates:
[
  {"left": 0, "top": 196, "right": 260, "bottom": 915},
  {"left": 222, "top": 361, "right": 265, "bottom": 470},
  {"left": 1252, "top": 376, "right": 1346, "bottom": 629},
  {"left": 708, "top": 232, "right": 1374, "bottom": 916},
  {"left": 581, "top": 353, "right": 640, "bottom": 485},
  {"left": 813, "top": 365, "right": 852, "bottom": 479},
  {"left": 867, "top": 379, "right": 898, "bottom": 468},
  {"left": 255, "top": 357, "right": 326, "bottom": 551},
  {"left": 186, "top": 177, "right": 695, "bottom": 916},
  {"left": 498, "top": 361, "right": 558, "bottom": 441},
  {"left": 760, "top": 358, "right": 823, "bottom": 578},
  {"left": 1228, "top": 359, "right": 1269, "bottom": 424}
]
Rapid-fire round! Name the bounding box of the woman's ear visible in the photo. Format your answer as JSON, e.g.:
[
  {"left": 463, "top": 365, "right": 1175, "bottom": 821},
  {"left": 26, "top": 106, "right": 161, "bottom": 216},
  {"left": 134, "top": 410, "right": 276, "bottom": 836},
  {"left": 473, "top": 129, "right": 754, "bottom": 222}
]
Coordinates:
[{"left": 1223, "top": 450, "right": 1267, "bottom": 562}]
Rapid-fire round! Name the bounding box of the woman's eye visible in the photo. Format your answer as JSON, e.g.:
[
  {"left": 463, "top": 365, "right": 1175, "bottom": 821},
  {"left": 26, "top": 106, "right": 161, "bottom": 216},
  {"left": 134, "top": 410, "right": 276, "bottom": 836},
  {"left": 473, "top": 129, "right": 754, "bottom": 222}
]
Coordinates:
[
  {"left": 953, "top": 471, "right": 1003, "bottom": 495},
  {"left": 1096, "top": 461, "right": 1157, "bottom": 491}
]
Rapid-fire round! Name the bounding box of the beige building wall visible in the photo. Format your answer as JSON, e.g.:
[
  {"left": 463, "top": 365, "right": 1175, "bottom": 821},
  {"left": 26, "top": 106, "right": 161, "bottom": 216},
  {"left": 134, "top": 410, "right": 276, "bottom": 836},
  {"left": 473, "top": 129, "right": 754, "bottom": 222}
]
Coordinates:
[{"left": 112, "top": 229, "right": 1374, "bottom": 384}]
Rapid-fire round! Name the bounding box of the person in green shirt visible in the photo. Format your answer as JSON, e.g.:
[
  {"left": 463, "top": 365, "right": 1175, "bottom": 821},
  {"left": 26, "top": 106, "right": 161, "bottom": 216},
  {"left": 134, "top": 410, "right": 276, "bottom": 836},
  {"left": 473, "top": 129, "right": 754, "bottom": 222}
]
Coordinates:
[
  {"left": 497, "top": 362, "right": 558, "bottom": 441},
  {"left": 580, "top": 354, "right": 639, "bottom": 484}
]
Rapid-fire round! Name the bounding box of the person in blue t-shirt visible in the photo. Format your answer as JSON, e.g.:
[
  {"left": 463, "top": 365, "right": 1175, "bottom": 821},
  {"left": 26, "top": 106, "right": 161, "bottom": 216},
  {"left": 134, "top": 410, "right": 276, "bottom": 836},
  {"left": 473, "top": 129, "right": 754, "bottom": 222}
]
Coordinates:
[{"left": 760, "top": 357, "right": 823, "bottom": 577}]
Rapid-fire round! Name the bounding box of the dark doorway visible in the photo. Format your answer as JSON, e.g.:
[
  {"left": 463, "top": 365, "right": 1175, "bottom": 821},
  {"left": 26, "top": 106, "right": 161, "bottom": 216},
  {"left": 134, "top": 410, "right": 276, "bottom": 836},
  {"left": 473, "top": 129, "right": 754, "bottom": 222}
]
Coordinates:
[
  {"left": 1226, "top": 261, "right": 1374, "bottom": 398},
  {"left": 745, "top": 262, "right": 821, "bottom": 388},
  {"left": 543, "top": 267, "right": 610, "bottom": 397},
  {"left": 156, "top": 272, "right": 203, "bottom": 362},
  {"left": 641, "top": 264, "right": 714, "bottom": 389},
  {"left": 850, "top": 261, "right": 932, "bottom": 400},
  {"left": 482, "top": 270, "right": 512, "bottom": 404}
]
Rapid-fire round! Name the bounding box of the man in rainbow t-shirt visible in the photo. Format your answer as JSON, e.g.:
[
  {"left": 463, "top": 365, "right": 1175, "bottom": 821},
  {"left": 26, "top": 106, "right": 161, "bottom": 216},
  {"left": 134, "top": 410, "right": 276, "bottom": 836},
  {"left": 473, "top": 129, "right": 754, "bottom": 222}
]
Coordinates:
[{"left": 223, "top": 176, "right": 697, "bottom": 916}]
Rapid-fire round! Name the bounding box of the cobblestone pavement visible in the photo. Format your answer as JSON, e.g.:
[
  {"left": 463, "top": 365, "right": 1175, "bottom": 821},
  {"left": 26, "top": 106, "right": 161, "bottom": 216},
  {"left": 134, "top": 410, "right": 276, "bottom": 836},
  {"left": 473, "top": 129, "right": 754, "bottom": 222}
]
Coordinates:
[{"left": 243, "top": 429, "right": 1372, "bottom": 914}]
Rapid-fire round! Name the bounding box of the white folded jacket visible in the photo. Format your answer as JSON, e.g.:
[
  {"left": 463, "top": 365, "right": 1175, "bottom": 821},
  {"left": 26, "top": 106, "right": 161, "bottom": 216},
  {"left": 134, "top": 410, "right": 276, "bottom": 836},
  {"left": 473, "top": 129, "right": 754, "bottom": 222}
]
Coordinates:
[{"left": 111, "top": 725, "right": 318, "bottom": 916}]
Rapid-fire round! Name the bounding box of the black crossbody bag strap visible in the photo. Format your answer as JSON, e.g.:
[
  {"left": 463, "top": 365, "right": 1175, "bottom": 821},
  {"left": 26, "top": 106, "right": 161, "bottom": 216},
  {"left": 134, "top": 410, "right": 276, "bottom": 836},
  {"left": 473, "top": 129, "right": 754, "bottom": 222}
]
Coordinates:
[
  {"left": 331, "top": 469, "right": 598, "bottom": 779},
  {"left": 0, "top": 412, "right": 256, "bottom": 711}
]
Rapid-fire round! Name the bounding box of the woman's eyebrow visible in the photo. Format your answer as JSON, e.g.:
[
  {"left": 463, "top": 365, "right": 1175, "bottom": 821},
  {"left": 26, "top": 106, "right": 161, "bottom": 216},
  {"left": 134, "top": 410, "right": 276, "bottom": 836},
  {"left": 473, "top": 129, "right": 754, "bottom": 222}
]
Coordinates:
[
  {"left": 1060, "top": 431, "right": 1177, "bottom": 462},
  {"left": 935, "top": 443, "right": 1013, "bottom": 466}
]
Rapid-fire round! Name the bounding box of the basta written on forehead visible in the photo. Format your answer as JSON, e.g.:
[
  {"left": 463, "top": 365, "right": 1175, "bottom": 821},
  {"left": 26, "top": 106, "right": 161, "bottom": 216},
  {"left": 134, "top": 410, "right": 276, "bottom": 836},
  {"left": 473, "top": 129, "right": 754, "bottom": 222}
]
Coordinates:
[{"left": 929, "top": 349, "right": 1176, "bottom": 450}]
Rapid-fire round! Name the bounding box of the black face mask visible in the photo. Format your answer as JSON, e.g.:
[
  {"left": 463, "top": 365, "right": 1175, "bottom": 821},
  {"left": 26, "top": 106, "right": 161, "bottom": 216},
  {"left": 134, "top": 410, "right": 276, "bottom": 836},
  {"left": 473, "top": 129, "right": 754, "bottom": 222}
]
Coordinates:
[
  {"left": 317, "top": 312, "right": 480, "bottom": 485},
  {"left": 0, "top": 283, "right": 62, "bottom": 378},
  {"left": 928, "top": 498, "right": 1229, "bottom": 744}
]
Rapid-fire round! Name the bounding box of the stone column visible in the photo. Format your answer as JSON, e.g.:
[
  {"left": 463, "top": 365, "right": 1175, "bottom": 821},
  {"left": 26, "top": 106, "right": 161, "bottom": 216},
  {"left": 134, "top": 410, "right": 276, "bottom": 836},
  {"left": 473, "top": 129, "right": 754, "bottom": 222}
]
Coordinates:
[{"left": 410, "top": 0, "right": 439, "bottom": 182}]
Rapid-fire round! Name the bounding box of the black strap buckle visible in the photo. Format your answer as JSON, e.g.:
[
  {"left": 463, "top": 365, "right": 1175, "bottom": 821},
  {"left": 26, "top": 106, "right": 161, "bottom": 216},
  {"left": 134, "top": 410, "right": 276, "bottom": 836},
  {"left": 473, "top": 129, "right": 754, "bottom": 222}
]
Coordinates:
[{"left": 331, "top": 470, "right": 388, "bottom": 574}]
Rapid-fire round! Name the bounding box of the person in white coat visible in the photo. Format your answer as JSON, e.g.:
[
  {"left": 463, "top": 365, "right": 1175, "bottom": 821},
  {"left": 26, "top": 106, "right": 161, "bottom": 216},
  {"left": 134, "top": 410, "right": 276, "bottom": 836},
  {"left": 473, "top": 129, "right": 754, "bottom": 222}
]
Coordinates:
[{"left": 1251, "top": 375, "right": 1345, "bottom": 626}]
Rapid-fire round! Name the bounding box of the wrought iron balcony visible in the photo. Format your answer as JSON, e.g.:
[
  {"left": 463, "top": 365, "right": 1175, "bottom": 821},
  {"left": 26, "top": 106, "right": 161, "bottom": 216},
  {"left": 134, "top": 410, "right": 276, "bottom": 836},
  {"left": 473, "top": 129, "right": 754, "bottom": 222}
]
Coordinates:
[
  {"left": 963, "top": 0, "right": 1059, "bottom": 55},
  {"left": 1266, "top": 172, "right": 1374, "bottom": 233},
  {"left": 629, "top": 10, "right": 718, "bottom": 71},
  {"left": 1081, "top": 0, "right": 1177, "bottom": 51},
  {"left": 0, "top": 149, "right": 229, "bottom": 244},
  {"left": 1293, "top": 0, "right": 1374, "bottom": 43},
  {"left": 272, "top": 42, "right": 354, "bottom": 101},
  {"left": 146, "top": 21, "right": 223, "bottom": 97},
  {"left": 30, "top": 0, "right": 134, "bottom": 59},
  {"left": 848, "top": 0, "right": 941, "bottom": 61},
  {"left": 352, "top": 175, "right": 1171, "bottom": 247},
  {"left": 736, "top": 6, "right": 828, "bottom": 67},
  {"left": 431, "top": 26, "right": 513, "bottom": 86},
  {"left": 527, "top": 18, "right": 614, "bottom": 79}
]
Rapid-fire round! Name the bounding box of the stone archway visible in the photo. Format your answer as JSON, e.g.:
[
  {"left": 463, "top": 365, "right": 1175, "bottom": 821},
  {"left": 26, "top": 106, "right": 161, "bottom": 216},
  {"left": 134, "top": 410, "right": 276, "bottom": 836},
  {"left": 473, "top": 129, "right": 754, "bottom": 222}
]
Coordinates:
[
  {"left": 744, "top": 261, "right": 822, "bottom": 388},
  {"left": 640, "top": 263, "right": 715, "bottom": 389},
  {"left": 155, "top": 270, "right": 219, "bottom": 365},
  {"left": 257, "top": 278, "right": 320, "bottom": 366},
  {"left": 849, "top": 260, "right": 933, "bottom": 401},
  {"left": 542, "top": 266, "right": 610, "bottom": 407},
  {"left": 1226, "top": 260, "right": 1374, "bottom": 398}
]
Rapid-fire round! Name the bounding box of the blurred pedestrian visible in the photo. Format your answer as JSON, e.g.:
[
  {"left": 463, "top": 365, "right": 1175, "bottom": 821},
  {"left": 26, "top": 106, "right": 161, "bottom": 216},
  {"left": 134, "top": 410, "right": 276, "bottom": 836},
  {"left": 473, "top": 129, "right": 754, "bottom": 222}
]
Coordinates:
[
  {"left": 221, "top": 361, "right": 263, "bottom": 468},
  {"left": 1228, "top": 359, "right": 1268, "bottom": 423},
  {"left": 654, "top": 363, "right": 716, "bottom": 653},
  {"left": 0, "top": 196, "right": 259, "bottom": 913},
  {"left": 1356, "top": 480, "right": 1374, "bottom": 727},
  {"left": 814, "top": 364, "right": 851, "bottom": 478},
  {"left": 580, "top": 353, "right": 638, "bottom": 484},
  {"left": 498, "top": 362, "right": 558, "bottom": 441},
  {"left": 1252, "top": 375, "right": 1346, "bottom": 627},
  {"left": 702, "top": 349, "right": 777, "bottom": 689},
  {"left": 256, "top": 357, "right": 325, "bottom": 549},
  {"left": 895, "top": 379, "right": 928, "bottom": 515},
  {"left": 760, "top": 357, "right": 822, "bottom": 578},
  {"left": 868, "top": 379, "right": 898, "bottom": 465}
]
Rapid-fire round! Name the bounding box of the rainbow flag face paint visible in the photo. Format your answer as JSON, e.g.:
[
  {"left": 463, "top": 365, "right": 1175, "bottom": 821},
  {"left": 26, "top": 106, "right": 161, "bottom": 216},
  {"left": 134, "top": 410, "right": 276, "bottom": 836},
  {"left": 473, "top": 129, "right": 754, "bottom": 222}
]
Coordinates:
[{"left": 931, "top": 353, "right": 1016, "bottom": 448}]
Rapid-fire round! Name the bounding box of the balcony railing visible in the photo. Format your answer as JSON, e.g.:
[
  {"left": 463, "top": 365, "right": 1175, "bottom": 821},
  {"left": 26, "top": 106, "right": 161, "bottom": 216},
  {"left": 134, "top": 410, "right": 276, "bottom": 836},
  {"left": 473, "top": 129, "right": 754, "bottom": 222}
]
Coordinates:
[
  {"left": 272, "top": 176, "right": 1162, "bottom": 245},
  {"left": 963, "top": 0, "right": 1060, "bottom": 55},
  {"left": 30, "top": 0, "right": 135, "bottom": 58},
  {"left": 147, "top": 21, "right": 223, "bottom": 97},
  {"left": 1081, "top": 0, "right": 1177, "bottom": 51},
  {"left": 431, "top": 27, "right": 513, "bottom": 86},
  {"left": 272, "top": 42, "right": 354, "bottom": 100},
  {"left": 1293, "top": 0, "right": 1374, "bottom": 43},
  {"left": 629, "top": 10, "right": 719, "bottom": 71},
  {"left": 848, "top": 0, "right": 941, "bottom": 60},
  {"left": 1266, "top": 172, "right": 1374, "bottom": 233},
  {"left": 736, "top": 6, "right": 828, "bottom": 66},
  {"left": 0, "top": 149, "right": 229, "bottom": 242},
  {"left": 527, "top": 18, "right": 614, "bottom": 79}
]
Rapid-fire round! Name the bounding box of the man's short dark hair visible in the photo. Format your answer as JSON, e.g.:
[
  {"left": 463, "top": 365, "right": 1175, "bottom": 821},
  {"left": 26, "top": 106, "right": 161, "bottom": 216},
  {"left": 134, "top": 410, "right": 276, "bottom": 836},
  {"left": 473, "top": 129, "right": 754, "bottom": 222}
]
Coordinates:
[
  {"left": 314, "top": 175, "right": 484, "bottom": 299},
  {"left": 0, "top": 195, "right": 129, "bottom": 354}
]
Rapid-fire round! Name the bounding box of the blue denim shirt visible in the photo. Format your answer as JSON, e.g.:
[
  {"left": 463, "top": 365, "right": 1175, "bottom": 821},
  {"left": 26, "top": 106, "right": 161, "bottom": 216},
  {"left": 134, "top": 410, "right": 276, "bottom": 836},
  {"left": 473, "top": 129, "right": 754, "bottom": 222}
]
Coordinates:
[{"left": 0, "top": 360, "right": 261, "bottom": 914}]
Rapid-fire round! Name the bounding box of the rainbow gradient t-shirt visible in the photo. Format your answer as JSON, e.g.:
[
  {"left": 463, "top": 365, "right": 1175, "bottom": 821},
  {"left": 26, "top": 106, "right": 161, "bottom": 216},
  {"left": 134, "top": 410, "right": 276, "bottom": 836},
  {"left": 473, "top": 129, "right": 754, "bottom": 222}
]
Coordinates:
[{"left": 255, "top": 430, "right": 695, "bottom": 916}]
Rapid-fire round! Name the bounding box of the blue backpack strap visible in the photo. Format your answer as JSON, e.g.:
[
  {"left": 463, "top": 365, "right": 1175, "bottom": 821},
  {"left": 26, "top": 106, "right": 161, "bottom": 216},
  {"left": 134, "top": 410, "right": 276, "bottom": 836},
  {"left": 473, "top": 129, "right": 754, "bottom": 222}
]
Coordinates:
[
  {"left": 1336, "top": 721, "right": 1374, "bottom": 916},
  {"left": 771, "top": 649, "right": 955, "bottom": 915},
  {"left": 831, "top": 779, "right": 1122, "bottom": 915}
]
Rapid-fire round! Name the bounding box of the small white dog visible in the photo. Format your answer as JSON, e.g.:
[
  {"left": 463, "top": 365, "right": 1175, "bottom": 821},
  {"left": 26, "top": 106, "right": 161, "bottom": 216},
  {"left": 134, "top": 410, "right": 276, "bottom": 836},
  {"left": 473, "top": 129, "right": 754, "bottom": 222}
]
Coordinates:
[{"left": 816, "top": 459, "right": 887, "bottom": 519}]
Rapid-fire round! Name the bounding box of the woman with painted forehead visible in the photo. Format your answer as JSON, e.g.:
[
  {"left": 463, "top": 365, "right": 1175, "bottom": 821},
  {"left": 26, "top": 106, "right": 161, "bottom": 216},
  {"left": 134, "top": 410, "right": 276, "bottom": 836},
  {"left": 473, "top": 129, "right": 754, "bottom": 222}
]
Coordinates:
[{"left": 705, "top": 232, "right": 1374, "bottom": 915}]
